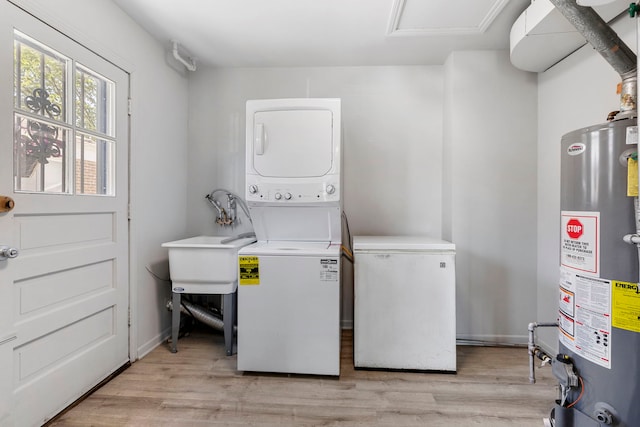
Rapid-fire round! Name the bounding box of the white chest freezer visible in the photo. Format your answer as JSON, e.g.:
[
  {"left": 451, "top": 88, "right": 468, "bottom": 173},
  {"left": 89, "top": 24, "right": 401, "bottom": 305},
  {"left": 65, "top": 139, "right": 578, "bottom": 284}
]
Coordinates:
[{"left": 353, "top": 236, "right": 456, "bottom": 371}]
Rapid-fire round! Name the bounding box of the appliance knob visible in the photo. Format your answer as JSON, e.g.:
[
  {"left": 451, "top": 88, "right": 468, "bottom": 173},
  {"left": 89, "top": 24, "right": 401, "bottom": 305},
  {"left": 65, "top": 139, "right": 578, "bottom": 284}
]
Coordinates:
[
  {"left": 285, "top": 193, "right": 292, "bottom": 200},
  {"left": 275, "top": 192, "right": 282, "bottom": 200},
  {"left": 248, "top": 185, "right": 258, "bottom": 194},
  {"left": 326, "top": 184, "right": 335, "bottom": 194}
]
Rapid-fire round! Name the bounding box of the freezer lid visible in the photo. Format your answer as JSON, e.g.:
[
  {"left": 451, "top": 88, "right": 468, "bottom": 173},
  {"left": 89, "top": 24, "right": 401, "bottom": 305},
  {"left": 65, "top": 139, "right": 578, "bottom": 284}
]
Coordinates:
[
  {"left": 239, "top": 240, "right": 341, "bottom": 256},
  {"left": 352, "top": 235, "right": 455, "bottom": 252}
]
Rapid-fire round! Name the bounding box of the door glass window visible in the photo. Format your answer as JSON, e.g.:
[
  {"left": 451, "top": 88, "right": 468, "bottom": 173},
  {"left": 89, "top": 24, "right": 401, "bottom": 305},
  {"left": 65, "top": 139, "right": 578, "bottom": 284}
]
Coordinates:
[
  {"left": 75, "top": 65, "right": 114, "bottom": 136},
  {"left": 75, "top": 133, "right": 114, "bottom": 195},
  {"left": 13, "top": 31, "right": 115, "bottom": 195},
  {"left": 75, "top": 65, "right": 115, "bottom": 194}
]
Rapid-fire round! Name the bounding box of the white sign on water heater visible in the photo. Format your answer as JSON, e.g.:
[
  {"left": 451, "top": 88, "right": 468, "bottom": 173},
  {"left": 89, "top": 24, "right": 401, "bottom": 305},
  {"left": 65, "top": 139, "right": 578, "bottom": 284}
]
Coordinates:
[{"left": 560, "top": 211, "right": 600, "bottom": 276}]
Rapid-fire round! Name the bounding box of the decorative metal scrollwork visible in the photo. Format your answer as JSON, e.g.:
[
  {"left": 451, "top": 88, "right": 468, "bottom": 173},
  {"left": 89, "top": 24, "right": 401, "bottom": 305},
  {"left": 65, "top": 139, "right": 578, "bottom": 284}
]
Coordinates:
[
  {"left": 24, "top": 88, "right": 62, "bottom": 119},
  {"left": 18, "top": 88, "right": 64, "bottom": 177},
  {"left": 24, "top": 120, "right": 62, "bottom": 162}
]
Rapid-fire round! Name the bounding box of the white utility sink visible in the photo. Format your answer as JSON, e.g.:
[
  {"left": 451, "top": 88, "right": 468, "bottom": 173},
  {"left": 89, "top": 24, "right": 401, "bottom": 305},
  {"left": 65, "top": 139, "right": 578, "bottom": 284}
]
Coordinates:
[{"left": 162, "top": 235, "right": 256, "bottom": 294}]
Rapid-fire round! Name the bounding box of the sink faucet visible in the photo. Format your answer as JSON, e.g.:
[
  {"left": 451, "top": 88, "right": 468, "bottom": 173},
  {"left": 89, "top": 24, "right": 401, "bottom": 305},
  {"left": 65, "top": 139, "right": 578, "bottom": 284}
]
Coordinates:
[
  {"left": 205, "top": 193, "right": 231, "bottom": 226},
  {"left": 227, "top": 193, "right": 237, "bottom": 225},
  {"left": 205, "top": 188, "right": 253, "bottom": 228}
]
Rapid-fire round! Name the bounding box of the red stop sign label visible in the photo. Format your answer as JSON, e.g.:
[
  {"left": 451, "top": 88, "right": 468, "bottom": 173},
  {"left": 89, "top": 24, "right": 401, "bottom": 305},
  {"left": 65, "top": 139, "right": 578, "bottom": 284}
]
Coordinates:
[{"left": 567, "top": 218, "right": 583, "bottom": 239}]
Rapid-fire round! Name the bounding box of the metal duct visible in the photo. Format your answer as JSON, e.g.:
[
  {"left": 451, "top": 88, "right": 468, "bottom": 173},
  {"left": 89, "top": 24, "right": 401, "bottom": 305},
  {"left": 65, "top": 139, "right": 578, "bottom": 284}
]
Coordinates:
[
  {"left": 549, "top": 0, "right": 637, "bottom": 113},
  {"left": 167, "top": 300, "right": 237, "bottom": 334}
]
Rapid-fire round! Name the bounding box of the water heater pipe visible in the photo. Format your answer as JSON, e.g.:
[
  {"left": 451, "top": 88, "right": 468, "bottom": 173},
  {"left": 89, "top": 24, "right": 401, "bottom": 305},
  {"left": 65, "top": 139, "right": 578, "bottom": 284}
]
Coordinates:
[
  {"left": 528, "top": 322, "right": 559, "bottom": 384},
  {"left": 623, "top": 197, "right": 640, "bottom": 283},
  {"left": 548, "top": 0, "right": 637, "bottom": 113},
  {"left": 635, "top": 197, "right": 640, "bottom": 284}
]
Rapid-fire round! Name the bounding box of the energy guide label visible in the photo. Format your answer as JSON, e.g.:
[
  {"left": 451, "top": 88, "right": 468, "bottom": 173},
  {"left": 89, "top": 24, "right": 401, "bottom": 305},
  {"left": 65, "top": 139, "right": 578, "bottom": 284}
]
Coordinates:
[
  {"left": 320, "top": 259, "right": 338, "bottom": 282},
  {"left": 239, "top": 256, "right": 260, "bottom": 285},
  {"left": 612, "top": 281, "right": 640, "bottom": 333}
]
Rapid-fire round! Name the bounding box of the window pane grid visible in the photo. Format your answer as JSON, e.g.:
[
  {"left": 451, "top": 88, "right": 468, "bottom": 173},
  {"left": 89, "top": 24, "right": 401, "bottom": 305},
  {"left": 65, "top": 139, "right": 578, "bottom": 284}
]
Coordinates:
[
  {"left": 13, "top": 31, "right": 117, "bottom": 196},
  {"left": 75, "top": 64, "right": 115, "bottom": 137},
  {"left": 75, "top": 132, "right": 115, "bottom": 195},
  {"left": 14, "top": 33, "right": 68, "bottom": 123},
  {"left": 14, "top": 113, "right": 71, "bottom": 193}
]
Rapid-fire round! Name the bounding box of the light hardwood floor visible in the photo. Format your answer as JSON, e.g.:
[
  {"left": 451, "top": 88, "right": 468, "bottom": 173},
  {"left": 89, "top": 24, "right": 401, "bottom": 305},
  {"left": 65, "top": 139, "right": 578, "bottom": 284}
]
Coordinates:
[{"left": 49, "top": 328, "right": 558, "bottom": 426}]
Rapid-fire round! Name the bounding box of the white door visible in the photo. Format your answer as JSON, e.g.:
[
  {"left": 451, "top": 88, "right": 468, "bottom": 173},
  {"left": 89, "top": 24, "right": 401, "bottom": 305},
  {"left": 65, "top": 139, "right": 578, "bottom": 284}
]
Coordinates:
[{"left": 0, "top": 3, "right": 129, "bottom": 426}]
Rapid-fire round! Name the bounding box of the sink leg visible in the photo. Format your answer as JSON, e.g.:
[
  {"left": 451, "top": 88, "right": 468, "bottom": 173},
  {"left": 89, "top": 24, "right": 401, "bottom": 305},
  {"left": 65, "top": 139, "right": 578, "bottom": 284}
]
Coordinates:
[
  {"left": 223, "top": 291, "right": 236, "bottom": 356},
  {"left": 171, "top": 292, "right": 181, "bottom": 353}
]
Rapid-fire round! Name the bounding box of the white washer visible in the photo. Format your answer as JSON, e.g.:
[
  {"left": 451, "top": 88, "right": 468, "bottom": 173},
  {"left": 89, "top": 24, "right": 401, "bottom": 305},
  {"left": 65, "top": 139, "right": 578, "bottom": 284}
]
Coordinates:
[
  {"left": 353, "top": 236, "right": 456, "bottom": 371},
  {"left": 238, "top": 241, "right": 341, "bottom": 376},
  {"left": 239, "top": 98, "right": 343, "bottom": 376}
]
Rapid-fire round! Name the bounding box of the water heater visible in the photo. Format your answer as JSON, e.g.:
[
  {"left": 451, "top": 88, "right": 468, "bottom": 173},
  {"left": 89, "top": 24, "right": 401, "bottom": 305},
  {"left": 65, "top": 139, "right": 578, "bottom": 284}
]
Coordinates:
[{"left": 555, "top": 117, "right": 640, "bottom": 426}]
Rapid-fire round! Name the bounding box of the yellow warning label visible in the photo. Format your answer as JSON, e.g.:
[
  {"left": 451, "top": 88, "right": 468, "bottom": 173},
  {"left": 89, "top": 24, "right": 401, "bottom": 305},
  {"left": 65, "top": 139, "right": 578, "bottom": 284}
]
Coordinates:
[
  {"left": 627, "top": 158, "right": 638, "bottom": 197},
  {"left": 239, "top": 256, "right": 259, "bottom": 285},
  {"left": 612, "top": 281, "right": 640, "bottom": 333}
]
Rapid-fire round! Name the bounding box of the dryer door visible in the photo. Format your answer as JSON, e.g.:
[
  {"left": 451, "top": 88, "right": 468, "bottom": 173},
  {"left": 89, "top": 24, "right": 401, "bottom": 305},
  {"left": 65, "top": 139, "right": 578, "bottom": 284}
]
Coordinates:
[{"left": 252, "top": 109, "right": 334, "bottom": 178}]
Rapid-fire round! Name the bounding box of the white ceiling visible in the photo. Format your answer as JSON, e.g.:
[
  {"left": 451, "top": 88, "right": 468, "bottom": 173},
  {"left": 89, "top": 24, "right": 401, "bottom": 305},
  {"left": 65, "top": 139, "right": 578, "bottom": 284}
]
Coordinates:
[{"left": 112, "top": 0, "right": 531, "bottom": 68}]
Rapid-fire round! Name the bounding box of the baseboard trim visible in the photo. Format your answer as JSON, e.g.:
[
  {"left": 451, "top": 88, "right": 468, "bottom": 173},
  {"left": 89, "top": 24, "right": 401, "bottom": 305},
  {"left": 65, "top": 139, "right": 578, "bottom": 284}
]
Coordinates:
[
  {"left": 456, "top": 334, "right": 528, "bottom": 346},
  {"left": 137, "top": 327, "right": 171, "bottom": 359}
]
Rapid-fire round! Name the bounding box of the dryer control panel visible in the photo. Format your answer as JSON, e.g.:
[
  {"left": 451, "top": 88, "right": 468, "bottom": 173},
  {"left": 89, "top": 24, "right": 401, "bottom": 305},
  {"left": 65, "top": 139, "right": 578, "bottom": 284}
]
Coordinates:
[{"left": 246, "top": 181, "right": 340, "bottom": 203}]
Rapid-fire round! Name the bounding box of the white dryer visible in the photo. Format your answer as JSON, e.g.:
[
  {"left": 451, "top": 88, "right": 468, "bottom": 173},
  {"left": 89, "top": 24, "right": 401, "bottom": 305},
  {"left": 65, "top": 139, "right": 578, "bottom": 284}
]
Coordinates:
[
  {"left": 238, "top": 98, "right": 342, "bottom": 376},
  {"left": 244, "top": 98, "right": 341, "bottom": 211}
]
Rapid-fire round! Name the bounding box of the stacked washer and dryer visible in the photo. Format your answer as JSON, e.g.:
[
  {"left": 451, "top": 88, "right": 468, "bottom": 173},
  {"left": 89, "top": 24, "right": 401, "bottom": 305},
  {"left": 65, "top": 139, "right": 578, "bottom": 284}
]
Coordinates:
[{"left": 237, "top": 98, "right": 343, "bottom": 376}]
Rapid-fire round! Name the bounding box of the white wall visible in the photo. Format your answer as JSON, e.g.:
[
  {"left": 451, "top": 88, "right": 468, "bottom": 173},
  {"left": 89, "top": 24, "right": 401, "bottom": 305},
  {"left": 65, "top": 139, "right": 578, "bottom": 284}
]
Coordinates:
[
  {"left": 536, "top": 17, "right": 636, "bottom": 351},
  {"left": 12, "top": 0, "right": 190, "bottom": 359},
  {"left": 189, "top": 61, "right": 540, "bottom": 341},
  {"left": 444, "top": 50, "right": 538, "bottom": 343},
  {"left": 187, "top": 66, "right": 444, "bottom": 327},
  {"left": 21, "top": 0, "right": 625, "bottom": 357}
]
